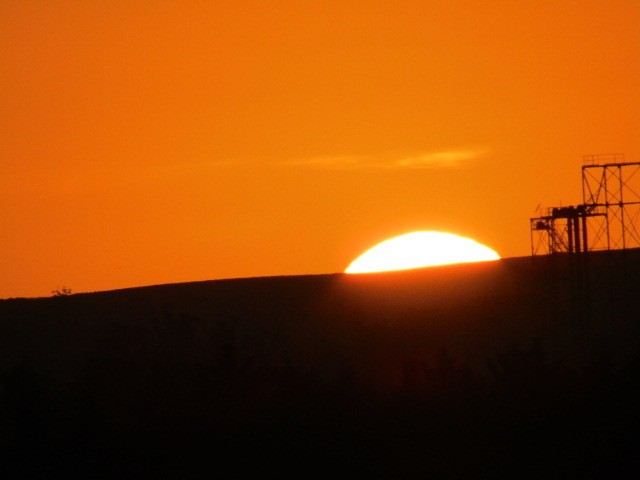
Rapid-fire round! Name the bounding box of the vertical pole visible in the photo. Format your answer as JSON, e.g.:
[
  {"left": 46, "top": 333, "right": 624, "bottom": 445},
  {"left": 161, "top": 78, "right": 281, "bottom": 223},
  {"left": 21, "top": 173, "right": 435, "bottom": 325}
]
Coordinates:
[
  {"left": 530, "top": 219, "right": 535, "bottom": 256},
  {"left": 582, "top": 212, "right": 588, "bottom": 252},
  {"left": 582, "top": 166, "right": 587, "bottom": 205},
  {"left": 619, "top": 165, "right": 626, "bottom": 249},
  {"left": 567, "top": 218, "right": 574, "bottom": 253},
  {"left": 574, "top": 214, "right": 581, "bottom": 253},
  {"left": 604, "top": 167, "right": 611, "bottom": 250}
]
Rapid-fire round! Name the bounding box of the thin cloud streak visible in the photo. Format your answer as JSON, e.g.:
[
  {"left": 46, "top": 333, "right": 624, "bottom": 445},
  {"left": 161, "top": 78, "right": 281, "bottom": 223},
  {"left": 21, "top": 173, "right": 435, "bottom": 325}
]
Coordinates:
[
  {"left": 396, "top": 149, "right": 487, "bottom": 169},
  {"left": 286, "top": 148, "right": 488, "bottom": 171}
]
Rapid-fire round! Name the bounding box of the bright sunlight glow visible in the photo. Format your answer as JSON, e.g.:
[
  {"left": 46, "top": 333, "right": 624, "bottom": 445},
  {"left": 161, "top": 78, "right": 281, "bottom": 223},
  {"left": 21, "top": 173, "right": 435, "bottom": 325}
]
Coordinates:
[{"left": 345, "top": 231, "right": 500, "bottom": 274}]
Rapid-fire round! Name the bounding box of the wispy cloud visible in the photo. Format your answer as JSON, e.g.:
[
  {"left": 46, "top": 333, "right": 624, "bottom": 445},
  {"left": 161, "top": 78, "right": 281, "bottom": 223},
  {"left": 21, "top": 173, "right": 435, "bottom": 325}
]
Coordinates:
[
  {"left": 395, "top": 149, "right": 487, "bottom": 169},
  {"left": 286, "top": 148, "right": 488, "bottom": 171}
]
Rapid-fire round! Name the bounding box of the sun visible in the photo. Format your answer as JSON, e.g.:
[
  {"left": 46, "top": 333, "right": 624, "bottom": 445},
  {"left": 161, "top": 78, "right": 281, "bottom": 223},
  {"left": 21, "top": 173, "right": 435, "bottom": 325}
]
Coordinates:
[{"left": 345, "top": 231, "right": 500, "bottom": 274}]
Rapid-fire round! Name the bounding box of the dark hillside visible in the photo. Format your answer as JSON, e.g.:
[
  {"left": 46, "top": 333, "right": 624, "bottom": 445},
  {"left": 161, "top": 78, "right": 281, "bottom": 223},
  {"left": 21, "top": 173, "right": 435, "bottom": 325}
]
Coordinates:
[{"left": 1, "top": 250, "right": 639, "bottom": 478}]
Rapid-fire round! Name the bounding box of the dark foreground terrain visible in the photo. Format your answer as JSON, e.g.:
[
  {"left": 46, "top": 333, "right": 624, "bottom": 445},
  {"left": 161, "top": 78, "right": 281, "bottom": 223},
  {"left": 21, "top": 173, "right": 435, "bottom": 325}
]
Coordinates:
[{"left": 2, "top": 250, "right": 640, "bottom": 478}]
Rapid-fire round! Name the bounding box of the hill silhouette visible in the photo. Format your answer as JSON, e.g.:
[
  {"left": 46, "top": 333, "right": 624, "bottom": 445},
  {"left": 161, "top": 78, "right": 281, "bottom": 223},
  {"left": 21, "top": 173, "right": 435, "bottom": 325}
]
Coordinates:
[{"left": 1, "top": 251, "right": 639, "bottom": 478}]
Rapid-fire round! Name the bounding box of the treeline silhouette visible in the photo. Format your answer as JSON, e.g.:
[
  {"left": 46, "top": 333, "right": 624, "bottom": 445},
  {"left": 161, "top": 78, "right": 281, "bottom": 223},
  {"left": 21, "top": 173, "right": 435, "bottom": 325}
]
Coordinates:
[{"left": 1, "top": 254, "right": 640, "bottom": 478}]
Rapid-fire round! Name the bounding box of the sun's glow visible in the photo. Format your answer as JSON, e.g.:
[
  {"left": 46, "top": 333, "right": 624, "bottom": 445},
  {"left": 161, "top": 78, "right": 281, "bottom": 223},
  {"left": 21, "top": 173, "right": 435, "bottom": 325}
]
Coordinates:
[{"left": 345, "top": 231, "right": 500, "bottom": 274}]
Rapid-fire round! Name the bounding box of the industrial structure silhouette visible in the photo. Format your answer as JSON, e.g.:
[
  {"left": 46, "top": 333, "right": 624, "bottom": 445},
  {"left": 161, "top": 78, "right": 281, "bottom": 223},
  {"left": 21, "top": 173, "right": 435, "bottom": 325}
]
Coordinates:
[{"left": 531, "top": 154, "right": 640, "bottom": 255}]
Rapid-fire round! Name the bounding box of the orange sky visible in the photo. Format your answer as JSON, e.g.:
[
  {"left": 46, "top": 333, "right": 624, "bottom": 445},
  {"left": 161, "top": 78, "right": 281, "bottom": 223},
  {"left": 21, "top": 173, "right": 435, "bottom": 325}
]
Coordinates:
[{"left": 2, "top": 0, "right": 639, "bottom": 298}]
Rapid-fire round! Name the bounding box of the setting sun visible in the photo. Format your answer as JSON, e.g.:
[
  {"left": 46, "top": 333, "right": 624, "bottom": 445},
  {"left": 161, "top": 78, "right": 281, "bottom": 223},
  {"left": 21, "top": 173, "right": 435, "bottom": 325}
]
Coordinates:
[{"left": 345, "top": 231, "right": 500, "bottom": 274}]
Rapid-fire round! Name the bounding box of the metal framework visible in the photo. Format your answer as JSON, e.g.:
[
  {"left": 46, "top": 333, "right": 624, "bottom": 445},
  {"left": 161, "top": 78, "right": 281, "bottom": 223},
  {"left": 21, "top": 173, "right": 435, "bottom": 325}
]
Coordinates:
[
  {"left": 530, "top": 205, "right": 603, "bottom": 256},
  {"left": 582, "top": 154, "right": 640, "bottom": 251},
  {"left": 530, "top": 154, "right": 640, "bottom": 256}
]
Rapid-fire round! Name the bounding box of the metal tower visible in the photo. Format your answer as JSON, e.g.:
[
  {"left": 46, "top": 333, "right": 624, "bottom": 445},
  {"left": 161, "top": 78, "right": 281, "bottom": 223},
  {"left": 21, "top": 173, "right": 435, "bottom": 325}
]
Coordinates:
[
  {"left": 582, "top": 154, "right": 640, "bottom": 251},
  {"left": 530, "top": 154, "right": 640, "bottom": 256}
]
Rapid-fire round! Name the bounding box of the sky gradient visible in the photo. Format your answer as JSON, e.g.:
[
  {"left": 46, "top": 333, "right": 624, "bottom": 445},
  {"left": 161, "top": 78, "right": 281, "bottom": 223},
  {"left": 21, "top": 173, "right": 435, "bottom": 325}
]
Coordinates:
[{"left": 2, "top": 0, "right": 639, "bottom": 297}]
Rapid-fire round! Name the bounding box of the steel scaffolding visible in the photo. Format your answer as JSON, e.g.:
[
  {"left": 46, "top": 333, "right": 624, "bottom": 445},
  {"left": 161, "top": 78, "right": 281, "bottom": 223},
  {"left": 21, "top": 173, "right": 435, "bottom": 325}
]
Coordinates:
[{"left": 530, "top": 155, "right": 640, "bottom": 256}]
